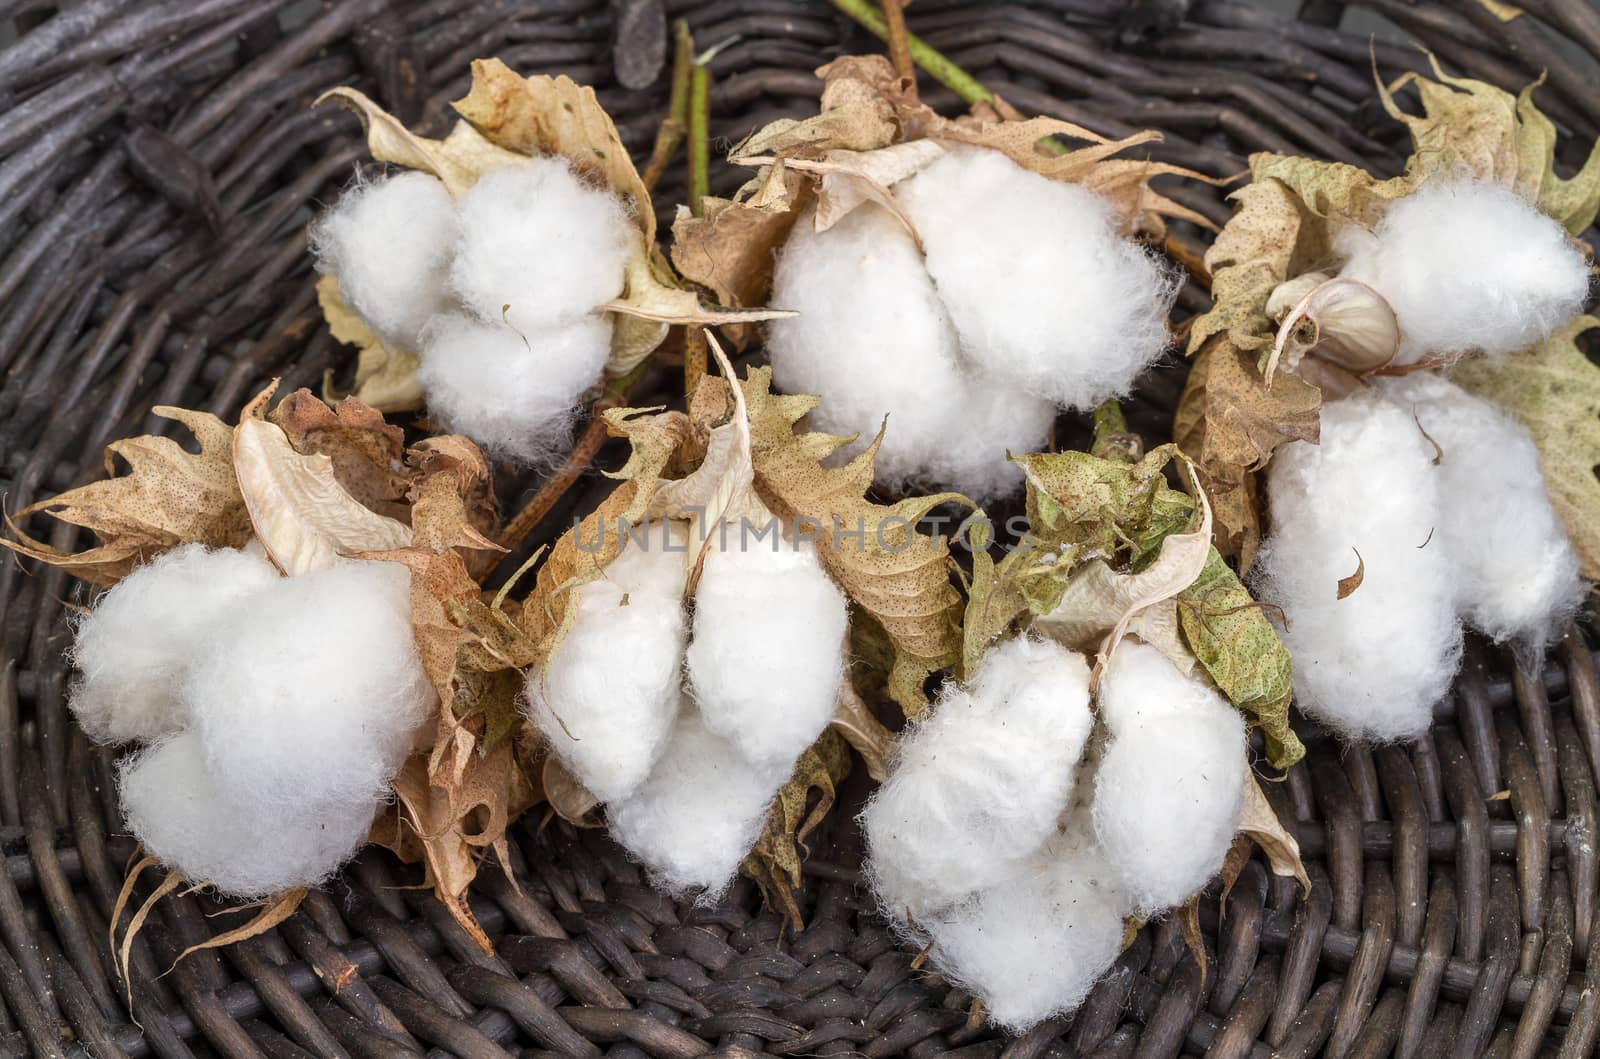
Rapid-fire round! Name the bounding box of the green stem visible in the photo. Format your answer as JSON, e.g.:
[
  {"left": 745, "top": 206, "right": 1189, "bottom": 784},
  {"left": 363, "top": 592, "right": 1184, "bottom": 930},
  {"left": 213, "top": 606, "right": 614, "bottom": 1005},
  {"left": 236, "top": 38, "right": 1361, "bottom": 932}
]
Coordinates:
[
  {"left": 829, "top": 0, "right": 1068, "bottom": 155},
  {"left": 1091, "top": 399, "right": 1142, "bottom": 463},
  {"left": 687, "top": 61, "right": 711, "bottom": 215},
  {"left": 640, "top": 20, "right": 694, "bottom": 192}
]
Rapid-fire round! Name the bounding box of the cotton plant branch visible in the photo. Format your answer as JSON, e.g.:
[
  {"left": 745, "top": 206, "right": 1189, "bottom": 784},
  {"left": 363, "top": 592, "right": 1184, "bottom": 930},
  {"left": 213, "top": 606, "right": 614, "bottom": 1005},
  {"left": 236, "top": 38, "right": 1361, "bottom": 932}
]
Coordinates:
[{"left": 640, "top": 20, "right": 694, "bottom": 192}]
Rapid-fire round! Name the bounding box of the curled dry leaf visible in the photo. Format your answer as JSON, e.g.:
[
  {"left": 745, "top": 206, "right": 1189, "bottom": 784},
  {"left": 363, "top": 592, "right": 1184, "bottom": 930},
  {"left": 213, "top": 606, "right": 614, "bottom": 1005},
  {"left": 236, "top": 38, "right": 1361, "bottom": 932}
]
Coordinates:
[
  {"left": 1336, "top": 548, "right": 1365, "bottom": 600},
  {"left": 1239, "top": 771, "right": 1310, "bottom": 894},
  {"left": 831, "top": 682, "right": 893, "bottom": 783},
  {"left": 4, "top": 405, "right": 250, "bottom": 587},
  {"left": 318, "top": 276, "right": 423, "bottom": 413},
  {"left": 1454, "top": 316, "right": 1600, "bottom": 578},
  {"left": 741, "top": 729, "right": 853, "bottom": 930},
  {"left": 268, "top": 384, "right": 412, "bottom": 520},
  {"left": 234, "top": 383, "right": 412, "bottom": 577}
]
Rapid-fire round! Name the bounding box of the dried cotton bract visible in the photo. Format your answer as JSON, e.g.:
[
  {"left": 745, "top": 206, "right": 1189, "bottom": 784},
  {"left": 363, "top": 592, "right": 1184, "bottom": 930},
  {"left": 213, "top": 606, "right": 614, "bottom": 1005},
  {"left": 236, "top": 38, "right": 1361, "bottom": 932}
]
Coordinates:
[
  {"left": 70, "top": 544, "right": 279, "bottom": 744},
  {"left": 686, "top": 537, "right": 849, "bottom": 769},
  {"left": 896, "top": 149, "right": 1180, "bottom": 408},
  {"left": 766, "top": 204, "right": 1055, "bottom": 501},
  {"left": 1385, "top": 374, "right": 1583, "bottom": 650},
  {"left": 1337, "top": 180, "right": 1590, "bottom": 362},
  {"left": 862, "top": 634, "right": 1094, "bottom": 919},
  {"left": 1254, "top": 392, "right": 1462, "bottom": 741},
  {"left": 1092, "top": 642, "right": 1246, "bottom": 912},
  {"left": 524, "top": 526, "right": 689, "bottom": 803}
]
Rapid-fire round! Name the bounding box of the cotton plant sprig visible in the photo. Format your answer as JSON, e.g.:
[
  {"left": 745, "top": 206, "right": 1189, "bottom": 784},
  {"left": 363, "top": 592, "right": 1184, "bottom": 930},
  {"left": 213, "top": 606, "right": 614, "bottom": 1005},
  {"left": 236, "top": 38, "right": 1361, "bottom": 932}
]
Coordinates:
[
  {"left": 312, "top": 58, "right": 791, "bottom": 464},
  {"left": 1, "top": 383, "right": 535, "bottom": 980},
  {"left": 1178, "top": 57, "right": 1599, "bottom": 744},
  {"left": 670, "top": 55, "right": 1217, "bottom": 501},
  {"left": 861, "top": 411, "right": 1307, "bottom": 1032}
]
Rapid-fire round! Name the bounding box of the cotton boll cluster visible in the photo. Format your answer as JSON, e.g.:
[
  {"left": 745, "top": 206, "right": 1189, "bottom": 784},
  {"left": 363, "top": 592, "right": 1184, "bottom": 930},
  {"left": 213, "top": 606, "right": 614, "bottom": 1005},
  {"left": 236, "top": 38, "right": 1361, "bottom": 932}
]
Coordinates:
[
  {"left": 687, "top": 538, "right": 849, "bottom": 768},
  {"left": 1092, "top": 643, "right": 1246, "bottom": 913},
  {"left": 522, "top": 523, "right": 852, "bottom": 898},
  {"left": 1383, "top": 374, "right": 1582, "bottom": 650},
  {"left": 70, "top": 548, "right": 433, "bottom": 896},
  {"left": 70, "top": 544, "right": 279, "bottom": 744},
  {"left": 1337, "top": 179, "right": 1590, "bottom": 362},
  {"left": 311, "top": 172, "right": 457, "bottom": 350},
  {"left": 314, "top": 159, "right": 635, "bottom": 464},
  {"left": 767, "top": 146, "right": 1177, "bottom": 501},
  {"left": 526, "top": 523, "right": 690, "bottom": 803},
  {"left": 767, "top": 203, "right": 1055, "bottom": 501},
  {"left": 1254, "top": 392, "right": 1463, "bottom": 741},
  {"left": 863, "top": 634, "right": 1094, "bottom": 917},
  {"left": 896, "top": 148, "right": 1180, "bottom": 407}
]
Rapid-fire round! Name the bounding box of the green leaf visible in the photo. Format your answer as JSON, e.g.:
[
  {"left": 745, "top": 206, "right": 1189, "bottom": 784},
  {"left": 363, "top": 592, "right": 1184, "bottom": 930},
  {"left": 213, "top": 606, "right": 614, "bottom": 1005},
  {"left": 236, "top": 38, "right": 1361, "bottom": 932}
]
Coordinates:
[{"left": 1175, "top": 548, "right": 1301, "bottom": 768}]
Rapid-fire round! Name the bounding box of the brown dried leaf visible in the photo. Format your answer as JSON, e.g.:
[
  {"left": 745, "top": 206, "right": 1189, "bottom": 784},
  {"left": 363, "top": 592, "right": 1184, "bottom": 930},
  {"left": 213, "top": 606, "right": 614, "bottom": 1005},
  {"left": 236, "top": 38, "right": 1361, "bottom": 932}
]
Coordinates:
[
  {"left": 234, "top": 384, "right": 412, "bottom": 576},
  {"left": 741, "top": 729, "right": 852, "bottom": 930},
  {"left": 268, "top": 387, "right": 411, "bottom": 520},
  {"left": 169, "top": 888, "right": 307, "bottom": 968},
  {"left": 316, "top": 86, "right": 526, "bottom": 196},
  {"left": 1240, "top": 771, "right": 1310, "bottom": 893},
  {"left": 541, "top": 755, "right": 601, "bottom": 827},
  {"left": 4, "top": 405, "right": 249, "bottom": 586},
  {"left": 1336, "top": 548, "right": 1365, "bottom": 600},
  {"left": 317, "top": 276, "right": 425, "bottom": 413},
  {"left": 831, "top": 683, "right": 892, "bottom": 783},
  {"left": 670, "top": 174, "right": 807, "bottom": 313}
]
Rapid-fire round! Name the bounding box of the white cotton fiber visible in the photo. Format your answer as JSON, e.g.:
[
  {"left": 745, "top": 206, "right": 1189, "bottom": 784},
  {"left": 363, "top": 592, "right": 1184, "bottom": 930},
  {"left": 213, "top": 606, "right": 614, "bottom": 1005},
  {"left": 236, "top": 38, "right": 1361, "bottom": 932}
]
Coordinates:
[
  {"left": 686, "top": 536, "right": 848, "bottom": 769},
  {"left": 1254, "top": 391, "right": 1463, "bottom": 741},
  {"left": 896, "top": 148, "right": 1179, "bottom": 407},
  {"left": 767, "top": 203, "right": 1056, "bottom": 502},
  {"left": 862, "top": 635, "right": 1095, "bottom": 919},
  {"left": 1338, "top": 179, "right": 1590, "bottom": 362},
  {"left": 417, "top": 311, "right": 610, "bottom": 465},
  {"left": 184, "top": 560, "right": 431, "bottom": 813},
  {"left": 70, "top": 544, "right": 279, "bottom": 744},
  {"left": 1092, "top": 642, "right": 1247, "bottom": 912},
  {"left": 525, "top": 524, "right": 689, "bottom": 803},
  {"left": 606, "top": 711, "right": 787, "bottom": 897},
  {"left": 449, "top": 158, "right": 632, "bottom": 333},
  {"left": 1384, "top": 374, "right": 1583, "bottom": 649},
  {"left": 917, "top": 814, "right": 1130, "bottom": 1031},
  {"left": 312, "top": 171, "right": 458, "bottom": 350},
  {"left": 120, "top": 733, "right": 377, "bottom": 898}
]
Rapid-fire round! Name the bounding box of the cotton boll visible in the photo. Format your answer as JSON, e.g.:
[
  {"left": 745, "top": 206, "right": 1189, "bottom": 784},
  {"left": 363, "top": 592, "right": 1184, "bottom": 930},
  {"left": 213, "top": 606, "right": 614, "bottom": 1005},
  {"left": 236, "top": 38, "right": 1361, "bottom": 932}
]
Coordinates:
[
  {"left": 1384, "top": 374, "right": 1583, "bottom": 649},
  {"left": 449, "top": 159, "right": 632, "bottom": 332},
  {"left": 863, "top": 635, "right": 1095, "bottom": 919},
  {"left": 1092, "top": 642, "right": 1247, "bottom": 912},
  {"left": 1338, "top": 180, "right": 1590, "bottom": 362},
  {"left": 525, "top": 524, "right": 690, "bottom": 803},
  {"left": 312, "top": 172, "right": 457, "bottom": 350},
  {"left": 686, "top": 536, "right": 847, "bottom": 769},
  {"left": 767, "top": 203, "right": 1056, "bottom": 502},
  {"left": 70, "top": 545, "right": 279, "bottom": 744},
  {"left": 918, "top": 816, "right": 1129, "bottom": 1031},
  {"left": 896, "top": 148, "right": 1179, "bottom": 407},
  {"left": 418, "top": 311, "right": 610, "bottom": 465},
  {"left": 1255, "top": 392, "right": 1462, "bottom": 741},
  {"left": 185, "top": 560, "right": 431, "bottom": 813},
  {"left": 606, "top": 711, "right": 787, "bottom": 898},
  {"left": 120, "top": 733, "right": 377, "bottom": 898}
]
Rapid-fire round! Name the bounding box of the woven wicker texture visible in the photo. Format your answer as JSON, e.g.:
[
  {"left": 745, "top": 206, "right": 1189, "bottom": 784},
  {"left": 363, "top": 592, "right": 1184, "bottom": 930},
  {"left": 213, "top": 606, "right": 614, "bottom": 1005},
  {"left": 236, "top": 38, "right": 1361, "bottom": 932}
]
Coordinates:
[{"left": 2, "top": 1, "right": 1599, "bottom": 1056}]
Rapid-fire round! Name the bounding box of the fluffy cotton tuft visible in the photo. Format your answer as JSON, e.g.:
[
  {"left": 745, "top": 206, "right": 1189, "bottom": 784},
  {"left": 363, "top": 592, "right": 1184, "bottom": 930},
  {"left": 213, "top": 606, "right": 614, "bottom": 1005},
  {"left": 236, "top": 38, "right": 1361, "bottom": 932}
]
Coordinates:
[
  {"left": 767, "top": 203, "right": 1056, "bottom": 501},
  {"left": 185, "top": 560, "right": 431, "bottom": 812},
  {"left": 312, "top": 171, "right": 458, "bottom": 350},
  {"left": 449, "top": 158, "right": 632, "bottom": 332},
  {"left": 525, "top": 524, "right": 689, "bottom": 803},
  {"left": 896, "top": 148, "right": 1179, "bottom": 407},
  {"left": 120, "top": 733, "right": 377, "bottom": 898},
  {"left": 686, "top": 536, "right": 848, "bottom": 768},
  {"left": 917, "top": 815, "right": 1129, "bottom": 1031},
  {"left": 1338, "top": 179, "right": 1589, "bottom": 362},
  {"left": 606, "top": 712, "right": 786, "bottom": 897},
  {"left": 1384, "top": 374, "right": 1583, "bottom": 649},
  {"left": 1092, "top": 642, "right": 1246, "bottom": 912},
  {"left": 417, "top": 312, "right": 610, "bottom": 465},
  {"left": 1255, "top": 391, "right": 1462, "bottom": 741},
  {"left": 70, "top": 545, "right": 280, "bottom": 744},
  {"left": 863, "top": 635, "right": 1094, "bottom": 918}
]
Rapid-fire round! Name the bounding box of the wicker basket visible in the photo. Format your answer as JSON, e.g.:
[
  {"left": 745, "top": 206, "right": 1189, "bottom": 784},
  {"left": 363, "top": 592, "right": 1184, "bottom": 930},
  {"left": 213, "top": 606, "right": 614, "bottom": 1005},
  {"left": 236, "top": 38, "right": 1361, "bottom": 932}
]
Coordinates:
[{"left": 3, "top": 1, "right": 1599, "bottom": 1055}]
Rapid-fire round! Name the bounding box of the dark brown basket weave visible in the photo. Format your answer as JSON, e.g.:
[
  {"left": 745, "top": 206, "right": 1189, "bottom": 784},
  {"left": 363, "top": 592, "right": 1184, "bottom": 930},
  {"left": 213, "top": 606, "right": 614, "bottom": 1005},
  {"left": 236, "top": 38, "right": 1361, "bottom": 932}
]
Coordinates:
[{"left": 3, "top": 1, "right": 1599, "bottom": 1056}]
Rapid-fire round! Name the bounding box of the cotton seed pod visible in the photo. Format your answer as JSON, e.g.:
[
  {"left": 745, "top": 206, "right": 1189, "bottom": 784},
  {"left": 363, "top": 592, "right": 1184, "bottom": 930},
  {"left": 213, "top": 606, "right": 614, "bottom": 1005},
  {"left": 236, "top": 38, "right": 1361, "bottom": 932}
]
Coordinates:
[
  {"left": 525, "top": 524, "right": 690, "bottom": 804},
  {"left": 70, "top": 544, "right": 280, "bottom": 745},
  {"left": 1092, "top": 641, "right": 1247, "bottom": 913},
  {"left": 862, "top": 634, "right": 1095, "bottom": 919},
  {"left": 685, "top": 534, "right": 848, "bottom": 771},
  {"left": 1268, "top": 276, "right": 1401, "bottom": 382}
]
